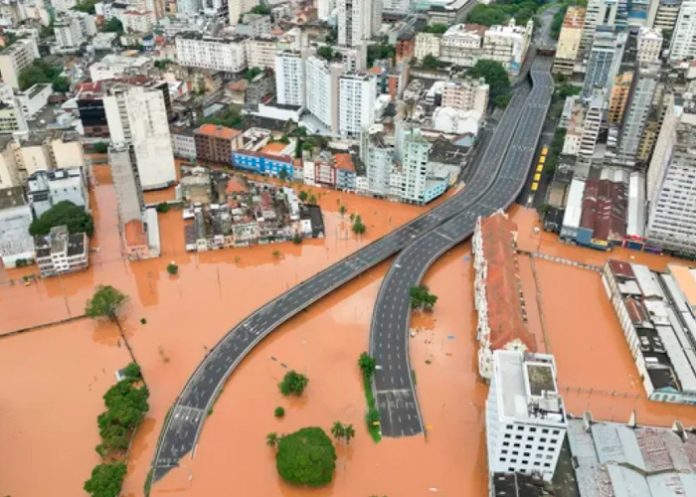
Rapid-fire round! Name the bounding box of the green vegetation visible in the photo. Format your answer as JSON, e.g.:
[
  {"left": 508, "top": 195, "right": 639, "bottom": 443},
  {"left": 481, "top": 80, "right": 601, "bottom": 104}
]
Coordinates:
[
  {"left": 166, "top": 262, "right": 178, "bottom": 275},
  {"left": 358, "top": 352, "right": 381, "bottom": 442},
  {"left": 550, "top": 1, "right": 587, "bottom": 39},
  {"left": 421, "top": 54, "right": 443, "bottom": 71},
  {"left": 556, "top": 83, "right": 581, "bottom": 98},
  {"left": 468, "top": 59, "right": 511, "bottom": 108},
  {"left": 245, "top": 66, "right": 263, "bottom": 81},
  {"left": 409, "top": 284, "right": 438, "bottom": 311},
  {"left": 274, "top": 406, "right": 285, "bottom": 418},
  {"left": 367, "top": 42, "right": 395, "bottom": 66},
  {"left": 467, "top": 0, "right": 540, "bottom": 27},
  {"left": 422, "top": 23, "right": 448, "bottom": 34},
  {"left": 84, "top": 462, "right": 127, "bottom": 497},
  {"left": 331, "top": 421, "right": 355, "bottom": 444},
  {"left": 279, "top": 370, "right": 308, "bottom": 396},
  {"left": 156, "top": 202, "right": 170, "bottom": 213},
  {"left": 52, "top": 76, "right": 70, "bottom": 93},
  {"left": 292, "top": 234, "right": 303, "bottom": 245},
  {"left": 93, "top": 142, "right": 109, "bottom": 154},
  {"left": 545, "top": 127, "right": 566, "bottom": 175},
  {"left": 352, "top": 214, "right": 366, "bottom": 235},
  {"left": 29, "top": 201, "right": 94, "bottom": 237},
  {"left": 101, "top": 18, "right": 123, "bottom": 33},
  {"left": 201, "top": 106, "right": 243, "bottom": 128},
  {"left": 85, "top": 285, "right": 127, "bottom": 323},
  {"left": 276, "top": 427, "right": 336, "bottom": 487},
  {"left": 18, "top": 59, "right": 64, "bottom": 92},
  {"left": 298, "top": 191, "right": 309, "bottom": 202},
  {"left": 250, "top": 4, "right": 271, "bottom": 15},
  {"left": 267, "top": 431, "right": 280, "bottom": 447},
  {"left": 154, "top": 58, "right": 174, "bottom": 70},
  {"left": 74, "top": 0, "right": 98, "bottom": 14},
  {"left": 317, "top": 45, "right": 339, "bottom": 61}
]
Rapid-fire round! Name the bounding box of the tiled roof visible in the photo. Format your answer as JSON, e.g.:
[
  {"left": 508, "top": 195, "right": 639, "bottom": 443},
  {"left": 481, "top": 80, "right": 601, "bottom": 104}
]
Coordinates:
[{"left": 195, "top": 124, "right": 242, "bottom": 140}]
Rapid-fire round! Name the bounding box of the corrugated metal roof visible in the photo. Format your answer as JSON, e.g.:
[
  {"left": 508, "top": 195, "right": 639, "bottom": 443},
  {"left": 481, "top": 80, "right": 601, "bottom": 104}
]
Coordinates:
[{"left": 562, "top": 178, "right": 586, "bottom": 230}]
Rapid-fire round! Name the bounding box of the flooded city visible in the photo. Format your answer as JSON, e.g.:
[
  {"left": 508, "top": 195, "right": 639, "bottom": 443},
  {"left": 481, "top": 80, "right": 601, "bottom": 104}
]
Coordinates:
[{"left": 2, "top": 165, "right": 696, "bottom": 497}]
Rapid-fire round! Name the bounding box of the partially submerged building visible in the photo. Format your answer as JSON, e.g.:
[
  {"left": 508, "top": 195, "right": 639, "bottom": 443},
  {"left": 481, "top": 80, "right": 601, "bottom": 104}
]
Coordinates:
[{"left": 34, "top": 225, "right": 89, "bottom": 277}]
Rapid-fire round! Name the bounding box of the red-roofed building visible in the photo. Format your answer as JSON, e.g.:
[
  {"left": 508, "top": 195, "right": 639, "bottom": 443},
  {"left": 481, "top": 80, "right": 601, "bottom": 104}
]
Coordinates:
[
  {"left": 333, "top": 153, "right": 356, "bottom": 191},
  {"left": 473, "top": 212, "right": 537, "bottom": 380},
  {"left": 194, "top": 124, "right": 242, "bottom": 164},
  {"left": 577, "top": 178, "right": 627, "bottom": 249},
  {"left": 124, "top": 219, "right": 149, "bottom": 259}
]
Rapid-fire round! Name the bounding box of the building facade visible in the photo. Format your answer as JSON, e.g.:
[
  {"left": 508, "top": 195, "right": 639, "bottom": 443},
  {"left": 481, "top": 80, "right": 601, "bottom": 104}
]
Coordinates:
[
  {"left": 0, "top": 38, "right": 38, "bottom": 89},
  {"left": 194, "top": 124, "right": 241, "bottom": 164},
  {"left": 275, "top": 51, "right": 305, "bottom": 107},
  {"left": 305, "top": 55, "right": 344, "bottom": 133},
  {"left": 338, "top": 73, "right": 376, "bottom": 136},
  {"left": 553, "top": 6, "right": 585, "bottom": 75},
  {"left": 34, "top": 225, "right": 89, "bottom": 277},
  {"left": 175, "top": 32, "right": 247, "bottom": 73},
  {"left": 669, "top": 0, "right": 696, "bottom": 60}
]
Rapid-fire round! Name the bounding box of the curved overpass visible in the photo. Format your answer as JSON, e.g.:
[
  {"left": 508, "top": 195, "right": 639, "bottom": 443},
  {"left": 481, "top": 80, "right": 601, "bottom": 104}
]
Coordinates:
[
  {"left": 369, "top": 57, "right": 555, "bottom": 437},
  {"left": 150, "top": 58, "right": 551, "bottom": 482}
]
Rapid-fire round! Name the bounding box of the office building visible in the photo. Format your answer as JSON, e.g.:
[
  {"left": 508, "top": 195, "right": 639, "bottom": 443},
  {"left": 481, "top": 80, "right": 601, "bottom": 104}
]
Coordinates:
[
  {"left": 338, "top": 0, "right": 380, "bottom": 48},
  {"left": 646, "top": 117, "right": 696, "bottom": 255},
  {"left": 577, "top": 91, "right": 606, "bottom": 172},
  {"left": 34, "top": 225, "right": 89, "bottom": 277},
  {"left": 669, "top": 0, "right": 696, "bottom": 60},
  {"left": 382, "top": 0, "right": 412, "bottom": 15},
  {"left": 646, "top": 92, "right": 676, "bottom": 203},
  {"left": 553, "top": 6, "right": 586, "bottom": 75},
  {"left": 651, "top": 0, "right": 681, "bottom": 33},
  {"left": 486, "top": 350, "right": 567, "bottom": 482},
  {"left": 275, "top": 51, "right": 305, "bottom": 107},
  {"left": 0, "top": 186, "right": 34, "bottom": 268},
  {"left": 582, "top": 27, "right": 625, "bottom": 99},
  {"left": 305, "top": 55, "right": 344, "bottom": 134},
  {"left": 616, "top": 63, "right": 659, "bottom": 164},
  {"left": 636, "top": 26, "right": 663, "bottom": 63},
  {"left": 608, "top": 71, "right": 634, "bottom": 124},
  {"left": 0, "top": 37, "right": 38, "bottom": 89},
  {"left": 339, "top": 73, "right": 376, "bottom": 136},
  {"left": 175, "top": 32, "right": 247, "bottom": 73},
  {"left": 103, "top": 83, "right": 176, "bottom": 190}
]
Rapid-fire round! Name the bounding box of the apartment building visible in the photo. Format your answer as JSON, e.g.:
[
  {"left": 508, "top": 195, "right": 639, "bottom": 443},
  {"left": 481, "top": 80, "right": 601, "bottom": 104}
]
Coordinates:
[
  {"left": 275, "top": 51, "right": 305, "bottom": 107},
  {"left": 0, "top": 37, "right": 38, "bottom": 89},
  {"left": 441, "top": 78, "right": 489, "bottom": 115},
  {"left": 616, "top": 63, "right": 660, "bottom": 164},
  {"left": 26, "top": 168, "right": 88, "bottom": 217},
  {"left": 0, "top": 98, "right": 27, "bottom": 134},
  {"left": 175, "top": 32, "right": 247, "bottom": 73},
  {"left": 365, "top": 132, "right": 394, "bottom": 197},
  {"left": 338, "top": 0, "right": 380, "bottom": 48},
  {"left": 305, "top": 55, "right": 343, "bottom": 134},
  {"left": 577, "top": 91, "right": 606, "bottom": 172},
  {"left": 439, "top": 23, "right": 485, "bottom": 68},
  {"left": 669, "top": 0, "right": 696, "bottom": 60},
  {"left": 339, "top": 73, "right": 376, "bottom": 136},
  {"left": 651, "top": 0, "right": 681, "bottom": 33},
  {"left": 170, "top": 126, "right": 197, "bottom": 160},
  {"left": 414, "top": 32, "right": 441, "bottom": 60},
  {"left": 582, "top": 27, "right": 626, "bottom": 99},
  {"left": 229, "top": 0, "right": 258, "bottom": 26},
  {"left": 636, "top": 26, "right": 663, "bottom": 64},
  {"left": 480, "top": 19, "right": 533, "bottom": 75},
  {"left": 194, "top": 124, "right": 242, "bottom": 164},
  {"left": 486, "top": 350, "right": 567, "bottom": 482},
  {"left": 53, "top": 11, "right": 97, "bottom": 52},
  {"left": 552, "top": 6, "right": 585, "bottom": 76},
  {"left": 581, "top": 0, "right": 618, "bottom": 54},
  {"left": 608, "top": 71, "right": 634, "bottom": 124},
  {"left": 0, "top": 186, "right": 34, "bottom": 267},
  {"left": 34, "top": 225, "right": 89, "bottom": 277},
  {"left": 103, "top": 82, "right": 176, "bottom": 190},
  {"left": 245, "top": 36, "right": 277, "bottom": 69}
]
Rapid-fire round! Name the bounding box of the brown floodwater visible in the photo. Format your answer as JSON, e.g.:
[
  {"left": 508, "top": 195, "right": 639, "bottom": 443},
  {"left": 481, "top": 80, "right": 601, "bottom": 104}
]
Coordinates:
[{"left": 2, "top": 167, "right": 695, "bottom": 497}]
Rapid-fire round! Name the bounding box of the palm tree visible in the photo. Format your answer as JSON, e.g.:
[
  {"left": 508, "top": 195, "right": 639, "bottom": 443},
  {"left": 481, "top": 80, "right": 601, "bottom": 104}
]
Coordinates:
[
  {"left": 343, "top": 424, "right": 355, "bottom": 444},
  {"left": 331, "top": 421, "right": 345, "bottom": 441},
  {"left": 266, "top": 432, "right": 279, "bottom": 448}
]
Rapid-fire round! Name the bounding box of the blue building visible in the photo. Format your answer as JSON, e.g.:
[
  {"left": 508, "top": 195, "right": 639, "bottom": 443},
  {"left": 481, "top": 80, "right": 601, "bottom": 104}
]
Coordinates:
[{"left": 231, "top": 151, "right": 294, "bottom": 177}]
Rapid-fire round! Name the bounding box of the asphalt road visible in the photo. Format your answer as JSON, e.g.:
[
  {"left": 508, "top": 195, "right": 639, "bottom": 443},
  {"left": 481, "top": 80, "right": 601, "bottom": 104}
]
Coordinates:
[
  {"left": 370, "top": 57, "right": 555, "bottom": 437},
  {"left": 150, "top": 58, "right": 554, "bottom": 483}
]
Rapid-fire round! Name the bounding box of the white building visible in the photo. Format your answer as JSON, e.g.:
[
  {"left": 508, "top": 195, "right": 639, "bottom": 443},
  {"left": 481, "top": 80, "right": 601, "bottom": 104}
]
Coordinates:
[
  {"left": 440, "top": 23, "right": 484, "bottom": 68},
  {"left": 0, "top": 98, "right": 27, "bottom": 134},
  {"left": 481, "top": 19, "right": 533, "bottom": 75},
  {"left": 121, "top": 9, "right": 155, "bottom": 34},
  {"left": 275, "top": 51, "right": 305, "bottom": 107},
  {"left": 26, "top": 168, "right": 88, "bottom": 217},
  {"left": 88, "top": 54, "right": 151, "bottom": 82},
  {"left": 0, "top": 37, "right": 38, "bottom": 89},
  {"left": 636, "top": 26, "right": 663, "bottom": 64},
  {"left": 441, "top": 78, "right": 489, "bottom": 115},
  {"left": 581, "top": 0, "right": 618, "bottom": 53},
  {"left": 104, "top": 84, "right": 176, "bottom": 190},
  {"left": 109, "top": 142, "right": 144, "bottom": 225},
  {"left": 175, "top": 32, "right": 247, "bottom": 73},
  {"left": 365, "top": 132, "right": 394, "bottom": 197},
  {"left": 391, "top": 126, "right": 431, "bottom": 203},
  {"left": 16, "top": 83, "right": 52, "bottom": 121},
  {"left": 53, "top": 11, "right": 97, "bottom": 52},
  {"left": 552, "top": 6, "right": 585, "bottom": 75},
  {"left": 339, "top": 73, "right": 376, "bottom": 136},
  {"left": 669, "top": 0, "right": 696, "bottom": 61},
  {"left": 34, "top": 225, "right": 89, "bottom": 277},
  {"left": 245, "top": 36, "right": 277, "bottom": 69},
  {"left": 305, "top": 55, "right": 343, "bottom": 134},
  {"left": 414, "top": 32, "right": 441, "bottom": 60},
  {"left": 229, "top": 0, "right": 258, "bottom": 26},
  {"left": 337, "top": 0, "right": 380, "bottom": 48},
  {"left": 317, "top": 0, "right": 334, "bottom": 19},
  {"left": 486, "top": 350, "right": 567, "bottom": 482},
  {"left": 0, "top": 186, "right": 34, "bottom": 267},
  {"left": 171, "top": 127, "right": 197, "bottom": 160}
]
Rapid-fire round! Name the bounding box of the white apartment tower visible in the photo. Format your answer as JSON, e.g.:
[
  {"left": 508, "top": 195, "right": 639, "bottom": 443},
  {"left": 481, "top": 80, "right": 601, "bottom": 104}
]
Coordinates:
[
  {"left": 338, "top": 0, "right": 380, "bottom": 48},
  {"left": 104, "top": 84, "right": 176, "bottom": 190},
  {"left": 392, "top": 127, "right": 431, "bottom": 204},
  {"left": 0, "top": 38, "right": 38, "bottom": 90},
  {"left": 366, "top": 133, "right": 394, "bottom": 197},
  {"left": 305, "top": 55, "right": 344, "bottom": 133},
  {"left": 175, "top": 33, "right": 247, "bottom": 73},
  {"left": 636, "top": 26, "right": 663, "bottom": 63},
  {"left": 669, "top": 0, "right": 696, "bottom": 60},
  {"left": 229, "top": 0, "right": 259, "bottom": 25},
  {"left": 581, "top": 0, "right": 618, "bottom": 53},
  {"left": 339, "top": 73, "right": 376, "bottom": 136},
  {"left": 486, "top": 350, "right": 567, "bottom": 482},
  {"left": 275, "top": 51, "right": 305, "bottom": 107},
  {"left": 576, "top": 90, "right": 606, "bottom": 176}
]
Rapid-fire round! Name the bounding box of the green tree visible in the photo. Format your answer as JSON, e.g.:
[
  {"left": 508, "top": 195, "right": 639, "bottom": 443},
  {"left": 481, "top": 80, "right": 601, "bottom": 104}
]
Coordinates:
[
  {"left": 74, "top": 0, "right": 98, "bottom": 13},
  {"left": 331, "top": 421, "right": 345, "bottom": 441},
  {"left": 279, "top": 370, "right": 308, "bottom": 396},
  {"left": 166, "top": 262, "right": 178, "bottom": 275},
  {"left": 85, "top": 285, "right": 127, "bottom": 323},
  {"left": 156, "top": 202, "right": 170, "bottom": 213},
  {"left": 358, "top": 352, "right": 376, "bottom": 379},
  {"left": 84, "top": 462, "right": 127, "bottom": 497},
  {"left": 93, "top": 142, "right": 109, "bottom": 154},
  {"left": 274, "top": 406, "right": 285, "bottom": 418},
  {"left": 52, "top": 76, "right": 70, "bottom": 92},
  {"left": 298, "top": 190, "right": 308, "bottom": 202},
  {"left": 338, "top": 204, "right": 346, "bottom": 217},
  {"left": 421, "top": 54, "right": 440, "bottom": 70},
  {"left": 250, "top": 4, "right": 271, "bottom": 14},
  {"left": 154, "top": 58, "right": 174, "bottom": 70},
  {"left": 352, "top": 215, "right": 366, "bottom": 235},
  {"left": 267, "top": 431, "right": 280, "bottom": 447},
  {"left": 367, "top": 42, "right": 395, "bottom": 66},
  {"left": 245, "top": 66, "right": 263, "bottom": 81},
  {"left": 423, "top": 23, "right": 448, "bottom": 34},
  {"left": 409, "top": 284, "right": 438, "bottom": 311},
  {"left": 123, "top": 362, "right": 141, "bottom": 380},
  {"left": 103, "top": 380, "right": 149, "bottom": 428},
  {"left": 101, "top": 17, "right": 123, "bottom": 32},
  {"left": 343, "top": 424, "right": 355, "bottom": 444},
  {"left": 279, "top": 168, "right": 289, "bottom": 181},
  {"left": 18, "top": 59, "right": 63, "bottom": 91},
  {"left": 276, "top": 427, "right": 336, "bottom": 487},
  {"left": 317, "top": 45, "right": 335, "bottom": 61},
  {"left": 29, "top": 200, "right": 94, "bottom": 237},
  {"left": 468, "top": 59, "right": 511, "bottom": 108},
  {"left": 557, "top": 83, "right": 581, "bottom": 98}
]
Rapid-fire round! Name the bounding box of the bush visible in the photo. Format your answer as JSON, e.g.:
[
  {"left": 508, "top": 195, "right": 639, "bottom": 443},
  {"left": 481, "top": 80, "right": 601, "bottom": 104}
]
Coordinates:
[
  {"left": 276, "top": 427, "right": 336, "bottom": 487},
  {"left": 409, "top": 284, "right": 438, "bottom": 311},
  {"left": 93, "top": 142, "right": 108, "bottom": 154},
  {"left": 352, "top": 215, "right": 366, "bottom": 235},
  {"left": 274, "top": 406, "right": 285, "bottom": 418},
  {"left": 279, "top": 370, "right": 308, "bottom": 396},
  {"left": 29, "top": 200, "right": 94, "bottom": 237},
  {"left": 156, "top": 202, "right": 170, "bottom": 213},
  {"left": 292, "top": 234, "right": 302, "bottom": 244},
  {"left": 84, "top": 462, "right": 127, "bottom": 497},
  {"left": 166, "top": 263, "right": 178, "bottom": 275}
]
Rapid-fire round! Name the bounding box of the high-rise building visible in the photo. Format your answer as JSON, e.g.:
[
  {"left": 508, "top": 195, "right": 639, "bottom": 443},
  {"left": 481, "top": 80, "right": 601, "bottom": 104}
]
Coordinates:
[
  {"left": 669, "top": 0, "right": 696, "bottom": 60},
  {"left": 109, "top": 143, "right": 144, "bottom": 226},
  {"left": 486, "top": 350, "right": 567, "bottom": 482},
  {"left": 337, "top": 0, "right": 380, "bottom": 48},
  {"left": 636, "top": 26, "right": 663, "bottom": 63},
  {"left": 382, "top": 0, "right": 411, "bottom": 16},
  {"left": 577, "top": 90, "right": 606, "bottom": 174},
  {"left": 582, "top": 27, "right": 626, "bottom": 99},
  {"left": 616, "top": 63, "right": 660, "bottom": 164},
  {"left": 365, "top": 132, "right": 394, "bottom": 197},
  {"left": 646, "top": 92, "right": 676, "bottom": 203},
  {"left": 650, "top": 0, "right": 682, "bottom": 33},
  {"left": 317, "top": 0, "right": 335, "bottom": 19},
  {"left": 391, "top": 127, "right": 432, "bottom": 204},
  {"left": 0, "top": 38, "right": 38, "bottom": 90},
  {"left": 581, "top": 0, "right": 618, "bottom": 54},
  {"left": 103, "top": 83, "right": 176, "bottom": 190},
  {"left": 553, "top": 6, "right": 586, "bottom": 75},
  {"left": 608, "top": 71, "right": 634, "bottom": 124},
  {"left": 338, "top": 73, "right": 376, "bottom": 136},
  {"left": 275, "top": 51, "right": 305, "bottom": 107},
  {"left": 175, "top": 33, "right": 248, "bottom": 73},
  {"left": 305, "top": 55, "right": 344, "bottom": 133},
  {"left": 229, "top": 0, "right": 258, "bottom": 25},
  {"left": 441, "top": 78, "right": 489, "bottom": 115},
  {"left": 646, "top": 114, "right": 696, "bottom": 254}
]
